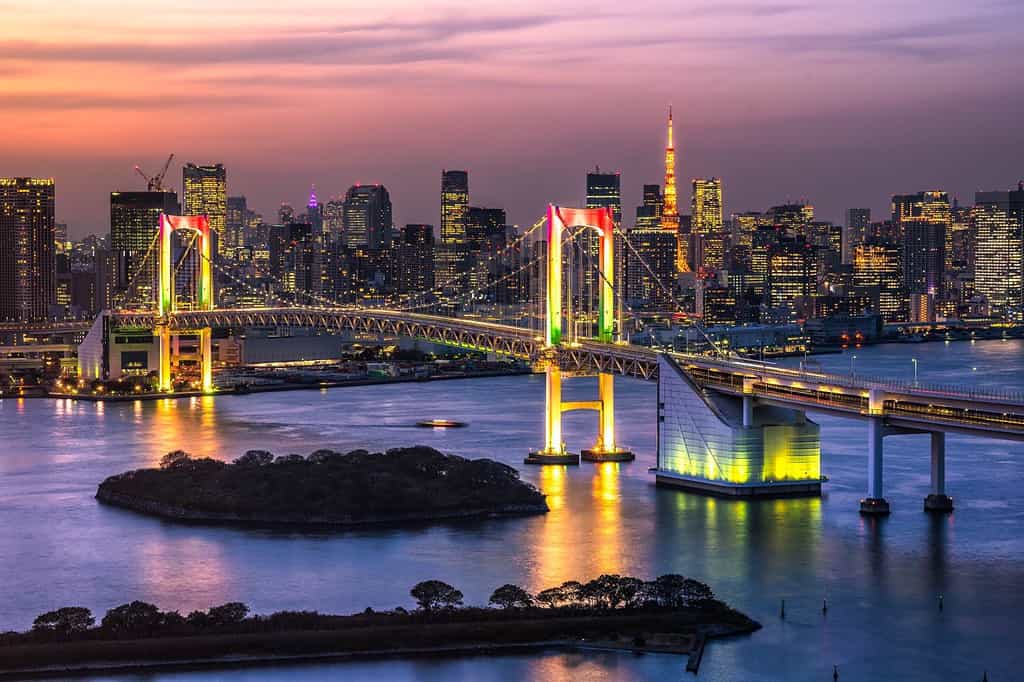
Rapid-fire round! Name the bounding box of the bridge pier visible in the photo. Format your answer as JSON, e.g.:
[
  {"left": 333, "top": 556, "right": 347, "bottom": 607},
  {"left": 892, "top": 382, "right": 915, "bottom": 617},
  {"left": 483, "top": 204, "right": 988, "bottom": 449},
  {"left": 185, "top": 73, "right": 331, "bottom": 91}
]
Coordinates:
[
  {"left": 924, "top": 432, "right": 954, "bottom": 513},
  {"left": 742, "top": 395, "right": 754, "bottom": 428},
  {"left": 582, "top": 372, "right": 634, "bottom": 462},
  {"left": 526, "top": 364, "right": 579, "bottom": 465},
  {"left": 860, "top": 416, "right": 891, "bottom": 515}
]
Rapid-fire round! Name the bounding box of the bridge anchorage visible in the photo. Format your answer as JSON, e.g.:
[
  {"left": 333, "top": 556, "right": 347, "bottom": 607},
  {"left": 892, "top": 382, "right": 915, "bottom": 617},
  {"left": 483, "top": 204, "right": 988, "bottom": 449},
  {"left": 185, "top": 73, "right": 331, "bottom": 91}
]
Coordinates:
[{"left": 524, "top": 206, "right": 633, "bottom": 466}]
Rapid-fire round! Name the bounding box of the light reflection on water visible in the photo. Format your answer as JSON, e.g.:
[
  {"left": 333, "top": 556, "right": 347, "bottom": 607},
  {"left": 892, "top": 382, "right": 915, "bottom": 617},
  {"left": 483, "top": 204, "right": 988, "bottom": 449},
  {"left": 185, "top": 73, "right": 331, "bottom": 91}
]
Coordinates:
[{"left": 2, "top": 340, "right": 1024, "bottom": 680}]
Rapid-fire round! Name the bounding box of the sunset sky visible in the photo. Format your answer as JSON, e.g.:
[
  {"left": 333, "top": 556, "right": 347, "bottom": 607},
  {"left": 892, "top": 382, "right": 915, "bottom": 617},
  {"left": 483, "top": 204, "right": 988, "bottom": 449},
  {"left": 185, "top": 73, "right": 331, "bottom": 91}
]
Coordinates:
[{"left": 1, "top": 0, "right": 1022, "bottom": 236}]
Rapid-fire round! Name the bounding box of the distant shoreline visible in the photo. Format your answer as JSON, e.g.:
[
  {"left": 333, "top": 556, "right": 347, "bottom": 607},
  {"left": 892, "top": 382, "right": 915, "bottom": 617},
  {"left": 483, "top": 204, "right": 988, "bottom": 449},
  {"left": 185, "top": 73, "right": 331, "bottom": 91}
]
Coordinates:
[{"left": 45, "top": 367, "right": 533, "bottom": 403}]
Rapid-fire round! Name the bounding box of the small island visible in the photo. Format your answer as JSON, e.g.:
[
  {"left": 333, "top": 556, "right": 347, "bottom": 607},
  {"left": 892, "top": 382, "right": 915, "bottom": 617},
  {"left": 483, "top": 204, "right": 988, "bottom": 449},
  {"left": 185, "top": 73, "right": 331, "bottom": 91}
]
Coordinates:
[
  {"left": 96, "top": 446, "right": 548, "bottom": 527},
  {"left": 0, "top": 574, "right": 759, "bottom": 679}
]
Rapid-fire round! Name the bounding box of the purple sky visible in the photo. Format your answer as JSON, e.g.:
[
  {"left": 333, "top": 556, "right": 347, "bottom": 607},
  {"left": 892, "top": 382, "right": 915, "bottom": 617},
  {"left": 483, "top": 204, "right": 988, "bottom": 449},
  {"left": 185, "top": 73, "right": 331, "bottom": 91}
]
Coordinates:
[{"left": 1, "top": 0, "right": 1022, "bottom": 237}]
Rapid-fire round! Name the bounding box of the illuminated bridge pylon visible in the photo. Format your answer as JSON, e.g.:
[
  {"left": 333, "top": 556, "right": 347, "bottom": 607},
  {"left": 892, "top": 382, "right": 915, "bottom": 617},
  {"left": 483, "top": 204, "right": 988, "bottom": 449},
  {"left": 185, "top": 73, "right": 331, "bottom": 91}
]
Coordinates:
[
  {"left": 157, "top": 214, "right": 214, "bottom": 394},
  {"left": 526, "top": 205, "right": 634, "bottom": 466}
]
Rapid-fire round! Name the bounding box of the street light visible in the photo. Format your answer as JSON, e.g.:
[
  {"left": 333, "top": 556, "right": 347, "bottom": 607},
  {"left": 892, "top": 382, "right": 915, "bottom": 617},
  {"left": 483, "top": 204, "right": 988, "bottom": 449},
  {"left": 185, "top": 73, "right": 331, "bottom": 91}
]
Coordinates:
[
  {"left": 912, "top": 357, "right": 919, "bottom": 386},
  {"left": 850, "top": 354, "right": 857, "bottom": 377}
]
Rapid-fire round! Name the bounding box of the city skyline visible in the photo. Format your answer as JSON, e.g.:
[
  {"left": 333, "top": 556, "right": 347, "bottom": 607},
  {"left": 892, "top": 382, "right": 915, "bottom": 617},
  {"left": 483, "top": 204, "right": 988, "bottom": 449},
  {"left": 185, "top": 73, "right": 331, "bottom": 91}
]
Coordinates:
[{"left": 2, "top": 1, "right": 1022, "bottom": 237}]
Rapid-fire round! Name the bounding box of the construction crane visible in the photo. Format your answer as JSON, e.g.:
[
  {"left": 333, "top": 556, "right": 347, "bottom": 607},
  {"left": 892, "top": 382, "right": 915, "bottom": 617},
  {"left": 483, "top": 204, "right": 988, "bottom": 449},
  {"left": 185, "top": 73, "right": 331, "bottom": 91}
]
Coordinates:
[{"left": 134, "top": 153, "right": 174, "bottom": 192}]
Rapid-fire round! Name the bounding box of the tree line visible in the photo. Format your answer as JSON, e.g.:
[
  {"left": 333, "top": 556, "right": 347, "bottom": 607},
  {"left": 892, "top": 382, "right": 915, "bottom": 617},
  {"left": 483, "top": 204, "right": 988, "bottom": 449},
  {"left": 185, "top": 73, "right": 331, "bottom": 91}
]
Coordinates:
[{"left": 3, "top": 573, "right": 716, "bottom": 645}]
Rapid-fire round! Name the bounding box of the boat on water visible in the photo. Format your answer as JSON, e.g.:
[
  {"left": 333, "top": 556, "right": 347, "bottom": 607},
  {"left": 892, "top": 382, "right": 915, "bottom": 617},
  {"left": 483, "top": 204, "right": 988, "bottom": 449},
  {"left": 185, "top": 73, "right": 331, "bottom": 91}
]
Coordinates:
[{"left": 416, "top": 419, "right": 467, "bottom": 428}]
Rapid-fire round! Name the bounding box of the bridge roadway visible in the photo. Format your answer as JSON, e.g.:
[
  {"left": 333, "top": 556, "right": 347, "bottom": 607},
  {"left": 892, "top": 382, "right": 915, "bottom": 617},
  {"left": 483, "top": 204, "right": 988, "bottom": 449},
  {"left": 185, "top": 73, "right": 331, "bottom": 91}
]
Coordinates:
[{"left": 107, "top": 306, "right": 1024, "bottom": 443}]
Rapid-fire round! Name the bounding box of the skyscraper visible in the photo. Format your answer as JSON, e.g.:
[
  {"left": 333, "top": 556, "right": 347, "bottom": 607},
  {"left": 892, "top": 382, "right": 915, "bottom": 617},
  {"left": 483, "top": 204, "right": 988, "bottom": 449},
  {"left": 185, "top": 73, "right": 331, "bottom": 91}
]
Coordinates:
[
  {"left": 226, "top": 196, "right": 248, "bottom": 254},
  {"left": 0, "top": 177, "right": 55, "bottom": 321},
  {"left": 635, "top": 185, "right": 662, "bottom": 229},
  {"left": 845, "top": 208, "right": 871, "bottom": 263},
  {"left": 586, "top": 168, "right": 621, "bottom": 223},
  {"left": 625, "top": 228, "right": 676, "bottom": 307},
  {"left": 182, "top": 163, "right": 227, "bottom": 257},
  {"left": 691, "top": 178, "right": 723, "bottom": 234},
  {"left": 440, "top": 170, "right": 469, "bottom": 245},
  {"left": 342, "top": 184, "right": 392, "bottom": 250},
  {"left": 853, "top": 241, "right": 903, "bottom": 322},
  {"left": 974, "top": 186, "right": 1024, "bottom": 319},
  {"left": 902, "top": 220, "right": 945, "bottom": 298},
  {"left": 110, "top": 189, "right": 179, "bottom": 306},
  {"left": 771, "top": 203, "right": 814, "bottom": 234},
  {"left": 306, "top": 185, "right": 323, "bottom": 234},
  {"left": 392, "top": 224, "right": 435, "bottom": 296}
]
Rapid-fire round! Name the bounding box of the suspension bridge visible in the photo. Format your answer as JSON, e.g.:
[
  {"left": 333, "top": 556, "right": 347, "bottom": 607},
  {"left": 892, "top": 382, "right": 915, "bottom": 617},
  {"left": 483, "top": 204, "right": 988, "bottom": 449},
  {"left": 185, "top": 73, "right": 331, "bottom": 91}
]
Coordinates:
[{"left": 64, "top": 206, "right": 1024, "bottom": 514}]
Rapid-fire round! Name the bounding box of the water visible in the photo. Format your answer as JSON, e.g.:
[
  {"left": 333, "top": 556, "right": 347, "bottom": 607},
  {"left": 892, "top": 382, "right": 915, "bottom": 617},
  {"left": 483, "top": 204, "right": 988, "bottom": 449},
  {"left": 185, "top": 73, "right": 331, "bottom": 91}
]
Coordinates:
[{"left": 2, "top": 340, "right": 1023, "bottom": 680}]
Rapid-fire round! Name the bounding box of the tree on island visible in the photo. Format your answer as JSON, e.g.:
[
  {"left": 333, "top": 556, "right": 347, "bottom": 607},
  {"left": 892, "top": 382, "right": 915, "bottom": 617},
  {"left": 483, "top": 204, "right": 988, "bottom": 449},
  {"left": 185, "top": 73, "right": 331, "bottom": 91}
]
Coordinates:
[
  {"left": 535, "top": 587, "right": 564, "bottom": 609},
  {"left": 647, "top": 574, "right": 714, "bottom": 607},
  {"left": 207, "top": 602, "right": 249, "bottom": 626},
  {"left": 101, "top": 601, "right": 163, "bottom": 635},
  {"left": 32, "top": 607, "right": 94, "bottom": 636},
  {"left": 410, "top": 580, "right": 464, "bottom": 612},
  {"left": 159, "top": 450, "right": 191, "bottom": 469},
  {"left": 233, "top": 450, "right": 274, "bottom": 467},
  {"left": 488, "top": 584, "right": 534, "bottom": 609}
]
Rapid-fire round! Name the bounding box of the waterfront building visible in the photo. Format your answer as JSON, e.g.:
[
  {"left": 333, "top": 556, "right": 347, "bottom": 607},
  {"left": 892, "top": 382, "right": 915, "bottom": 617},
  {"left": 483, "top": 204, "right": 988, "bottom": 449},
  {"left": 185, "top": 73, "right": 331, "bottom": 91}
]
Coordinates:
[
  {"left": 973, "top": 186, "right": 1024, "bottom": 320},
  {"left": 182, "top": 163, "right": 227, "bottom": 258},
  {"left": 691, "top": 177, "right": 723, "bottom": 235},
  {"left": 110, "top": 189, "right": 179, "bottom": 307},
  {"left": 853, "top": 241, "right": 903, "bottom": 322},
  {"left": 902, "top": 219, "right": 946, "bottom": 298},
  {"left": 342, "top": 184, "right": 392, "bottom": 250},
  {"left": 0, "top": 177, "right": 56, "bottom": 321}
]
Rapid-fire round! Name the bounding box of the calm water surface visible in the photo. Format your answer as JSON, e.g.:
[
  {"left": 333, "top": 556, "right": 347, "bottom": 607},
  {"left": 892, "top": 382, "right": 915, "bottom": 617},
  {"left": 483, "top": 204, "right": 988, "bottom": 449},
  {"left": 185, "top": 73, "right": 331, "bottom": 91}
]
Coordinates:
[{"left": 2, "top": 340, "right": 1023, "bottom": 681}]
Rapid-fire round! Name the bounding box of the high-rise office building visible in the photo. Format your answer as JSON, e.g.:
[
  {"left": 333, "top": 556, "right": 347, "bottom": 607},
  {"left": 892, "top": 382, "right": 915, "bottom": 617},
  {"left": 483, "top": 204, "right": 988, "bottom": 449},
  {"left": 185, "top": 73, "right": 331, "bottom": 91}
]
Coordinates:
[
  {"left": 974, "top": 185, "right": 1024, "bottom": 319},
  {"left": 731, "top": 211, "right": 768, "bottom": 249},
  {"left": 770, "top": 203, "right": 814, "bottom": 234},
  {"left": 586, "top": 168, "right": 621, "bottom": 224},
  {"left": 625, "top": 228, "right": 676, "bottom": 307},
  {"left": 0, "top": 177, "right": 55, "bottom": 321},
  {"left": 892, "top": 191, "right": 950, "bottom": 233},
  {"left": 768, "top": 235, "right": 816, "bottom": 318},
  {"left": 341, "top": 184, "right": 392, "bottom": 250},
  {"left": 845, "top": 208, "right": 871, "bottom": 263},
  {"left": 440, "top": 170, "right": 469, "bottom": 245},
  {"left": 902, "top": 219, "right": 945, "bottom": 297},
  {"left": 635, "top": 184, "right": 662, "bottom": 229},
  {"left": 467, "top": 206, "right": 507, "bottom": 250},
  {"left": 853, "top": 241, "right": 903, "bottom": 322},
  {"left": 306, "top": 186, "right": 323, "bottom": 234},
  {"left": 110, "top": 190, "right": 179, "bottom": 306},
  {"left": 182, "top": 163, "right": 227, "bottom": 257},
  {"left": 323, "top": 199, "right": 345, "bottom": 241},
  {"left": 226, "top": 196, "right": 248, "bottom": 255},
  {"left": 392, "top": 224, "right": 435, "bottom": 296},
  {"left": 691, "top": 177, "right": 723, "bottom": 235}
]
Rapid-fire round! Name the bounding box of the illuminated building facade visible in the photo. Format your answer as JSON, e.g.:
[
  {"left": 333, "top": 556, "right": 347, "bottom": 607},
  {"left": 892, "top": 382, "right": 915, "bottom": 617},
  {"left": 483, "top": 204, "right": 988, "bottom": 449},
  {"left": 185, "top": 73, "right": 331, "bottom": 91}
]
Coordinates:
[
  {"left": 182, "top": 163, "right": 227, "bottom": 258},
  {"left": 0, "top": 177, "right": 55, "bottom": 321},
  {"left": 226, "top": 196, "right": 247, "bottom": 255},
  {"left": 691, "top": 177, "right": 723, "bottom": 234},
  {"left": 392, "top": 224, "right": 435, "bottom": 295},
  {"left": 110, "top": 189, "right": 179, "bottom": 307},
  {"left": 771, "top": 203, "right": 814, "bottom": 234},
  {"left": 768, "top": 236, "right": 816, "bottom": 317},
  {"left": 655, "top": 354, "right": 821, "bottom": 496},
  {"left": 973, "top": 187, "right": 1024, "bottom": 319},
  {"left": 853, "top": 241, "right": 903, "bottom": 322},
  {"left": 441, "top": 170, "right": 469, "bottom": 245},
  {"left": 586, "top": 168, "right": 622, "bottom": 223},
  {"left": 731, "top": 211, "right": 768, "bottom": 249},
  {"left": 342, "top": 184, "right": 392, "bottom": 250}
]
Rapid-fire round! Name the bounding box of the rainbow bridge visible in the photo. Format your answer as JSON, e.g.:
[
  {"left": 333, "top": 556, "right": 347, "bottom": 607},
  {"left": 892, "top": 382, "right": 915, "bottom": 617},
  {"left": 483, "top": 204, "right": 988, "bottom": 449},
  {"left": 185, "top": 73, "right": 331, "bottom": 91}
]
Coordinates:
[{"left": 75, "top": 207, "right": 1024, "bottom": 515}]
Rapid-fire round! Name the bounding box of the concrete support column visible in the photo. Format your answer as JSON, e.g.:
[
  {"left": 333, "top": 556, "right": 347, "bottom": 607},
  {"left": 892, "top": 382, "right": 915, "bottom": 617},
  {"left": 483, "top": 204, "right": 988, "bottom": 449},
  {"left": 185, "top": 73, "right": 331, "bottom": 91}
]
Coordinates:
[
  {"left": 742, "top": 395, "right": 754, "bottom": 428},
  {"left": 158, "top": 325, "right": 172, "bottom": 392},
  {"left": 860, "top": 416, "right": 890, "bottom": 515},
  {"left": 199, "top": 327, "right": 213, "bottom": 394},
  {"left": 925, "top": 431, "right": 954, "bottom": 512},
  {"left": 582, "top": 373, "right": 634, "bottom": 462},
  {"left": 525, "top": 364, "right": 578, "bottom": 465}
]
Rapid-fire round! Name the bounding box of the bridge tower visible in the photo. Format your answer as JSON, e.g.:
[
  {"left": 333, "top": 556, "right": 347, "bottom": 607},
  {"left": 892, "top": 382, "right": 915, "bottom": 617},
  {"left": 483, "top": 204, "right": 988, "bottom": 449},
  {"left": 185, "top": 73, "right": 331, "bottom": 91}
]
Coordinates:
[
  {"left": 156, "top": 214, "right": 214, "bottom": 393},
  {"left": 526, "top": 206, "right": 633, "bottom": 465}
]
